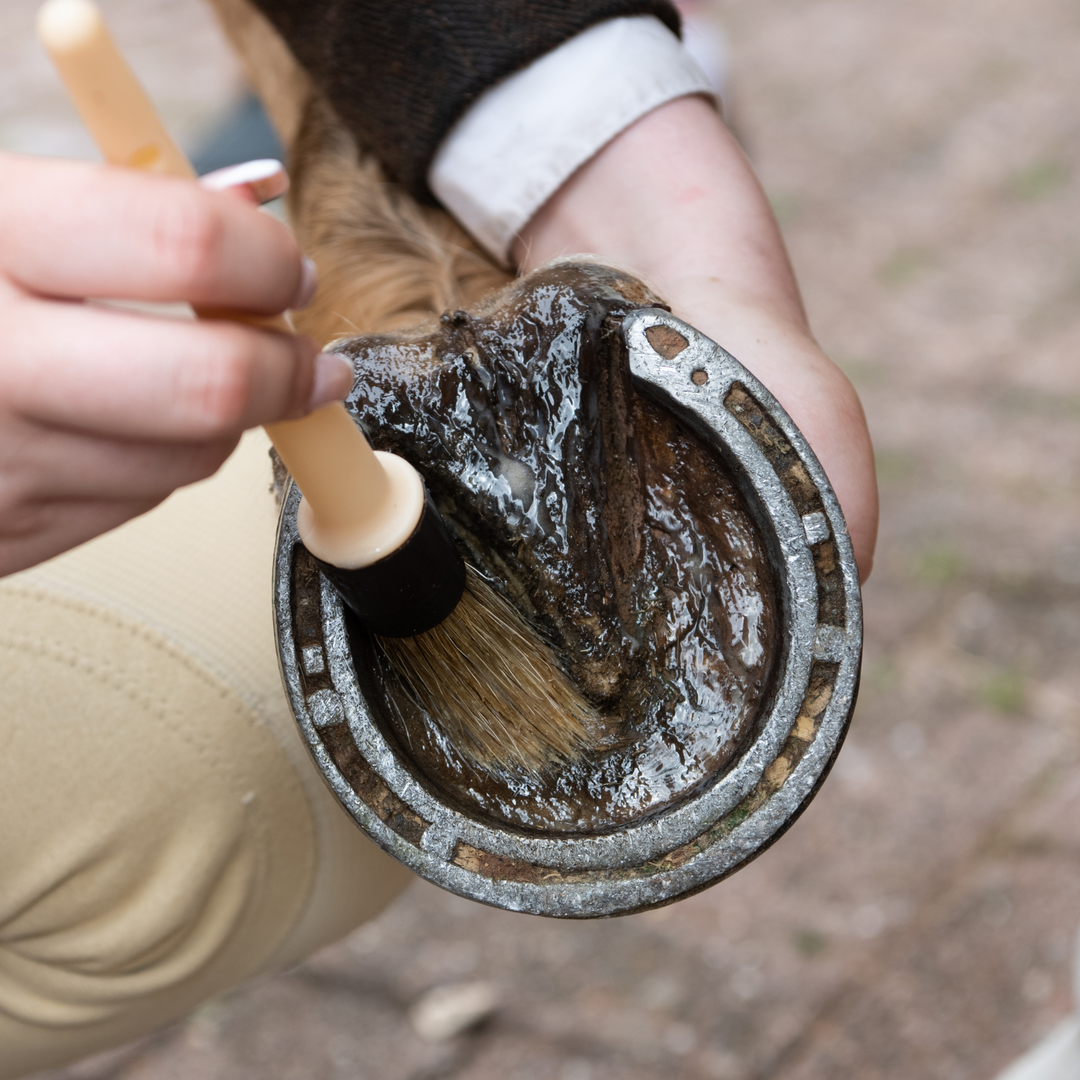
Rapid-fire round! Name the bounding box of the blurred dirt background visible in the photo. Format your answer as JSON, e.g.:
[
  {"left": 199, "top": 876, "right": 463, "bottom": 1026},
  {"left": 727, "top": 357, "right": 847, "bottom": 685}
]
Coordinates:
[{"left": 5, "top": 0, "right": 1080, "bottom": 1077}]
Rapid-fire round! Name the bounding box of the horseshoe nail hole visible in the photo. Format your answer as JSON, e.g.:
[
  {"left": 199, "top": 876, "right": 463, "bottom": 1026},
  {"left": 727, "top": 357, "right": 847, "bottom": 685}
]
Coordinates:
[
  {"left": 645, "top": 324, "right": 688, "bottom": 359},
  {"left": 691, "top": 369, "right": 709, "bottom": 386}
]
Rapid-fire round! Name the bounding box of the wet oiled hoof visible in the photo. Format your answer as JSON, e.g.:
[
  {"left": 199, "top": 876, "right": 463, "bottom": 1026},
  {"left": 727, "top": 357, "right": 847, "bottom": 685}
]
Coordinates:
[
  {"left": 275, "top": 259, "right": 862, "bottom": 916},
  {"left": 330, "top": 261, "right": 778, "bottom": 833}
]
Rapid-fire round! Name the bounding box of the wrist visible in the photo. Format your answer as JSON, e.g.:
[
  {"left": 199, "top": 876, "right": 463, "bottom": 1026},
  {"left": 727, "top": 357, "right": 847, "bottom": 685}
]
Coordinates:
[{"left": 512, "top": 96, "right": 804, "bottom": 329}]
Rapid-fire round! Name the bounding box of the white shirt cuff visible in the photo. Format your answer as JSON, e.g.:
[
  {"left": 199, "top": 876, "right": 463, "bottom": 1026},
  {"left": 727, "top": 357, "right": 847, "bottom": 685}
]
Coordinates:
[{"left": 428, "top": 15, "right": 716, "bottom": 265}]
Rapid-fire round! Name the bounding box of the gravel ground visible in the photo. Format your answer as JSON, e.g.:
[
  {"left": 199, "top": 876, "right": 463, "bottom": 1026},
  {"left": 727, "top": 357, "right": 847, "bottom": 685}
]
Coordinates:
[{"left": 6, "top": 0, "right": 1080, "bottom": 1077}]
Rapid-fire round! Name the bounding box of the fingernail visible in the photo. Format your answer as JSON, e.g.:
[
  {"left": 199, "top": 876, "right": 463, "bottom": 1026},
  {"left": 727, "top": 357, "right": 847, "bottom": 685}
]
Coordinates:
[
  {"left": 307, "top": 351, "right": 353, "bottom": 410},
  {"left": 293, "top": 257, "right": 318, "bottom": 310},
  {"left": 199, "top": 159, "right": 289, "bottom": 204}
]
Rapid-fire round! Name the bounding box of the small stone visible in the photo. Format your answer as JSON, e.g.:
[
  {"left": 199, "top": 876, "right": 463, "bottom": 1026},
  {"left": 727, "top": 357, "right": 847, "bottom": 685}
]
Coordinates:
[{"left": 408, "top": 981, "right": 498, "bottom": 1042}]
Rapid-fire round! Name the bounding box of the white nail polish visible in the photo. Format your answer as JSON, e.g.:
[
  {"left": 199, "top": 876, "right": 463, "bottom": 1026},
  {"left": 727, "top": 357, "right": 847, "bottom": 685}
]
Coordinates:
[
  {"left": 293, "top": 258, "right": 319, "bottom": 310},
  {"left": 307, "top": 352, "right": 353, "bottom": 411},
  {"left": 199, "top": 159, "right": 288, "bottom": 204}
]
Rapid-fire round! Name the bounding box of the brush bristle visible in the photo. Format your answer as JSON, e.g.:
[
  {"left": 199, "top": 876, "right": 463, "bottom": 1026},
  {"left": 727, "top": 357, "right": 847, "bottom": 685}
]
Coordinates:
[{"left": 377, "top": 566, "right": 598, "bottom": 777}]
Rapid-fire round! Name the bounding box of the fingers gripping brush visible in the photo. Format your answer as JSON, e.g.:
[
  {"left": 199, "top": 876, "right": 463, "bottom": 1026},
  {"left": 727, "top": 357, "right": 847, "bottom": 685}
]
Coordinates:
[{"left": 39, "top": 0, "right": 598, "bottom": 777}]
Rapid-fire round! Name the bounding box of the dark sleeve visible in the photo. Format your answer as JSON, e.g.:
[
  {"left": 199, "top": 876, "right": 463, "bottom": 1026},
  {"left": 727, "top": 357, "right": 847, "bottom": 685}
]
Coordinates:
[{"left": 251, "top": 0, "right": 681, "bottom": 201}]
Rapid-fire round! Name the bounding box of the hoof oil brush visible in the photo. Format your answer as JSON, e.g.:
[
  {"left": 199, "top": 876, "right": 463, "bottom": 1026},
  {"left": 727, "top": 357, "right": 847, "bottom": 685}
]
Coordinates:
[{"left": 39, "top": 0, "right": 597, "bottom": 777}]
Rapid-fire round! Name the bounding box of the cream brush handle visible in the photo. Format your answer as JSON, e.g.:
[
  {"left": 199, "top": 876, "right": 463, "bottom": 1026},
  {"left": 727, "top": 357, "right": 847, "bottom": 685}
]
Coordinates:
[
  {"left": 37, "top": 0, "right": 194, "bottom": 179},
  {"left": 38, "top": 0, "right": 424, "bottom": 569}
]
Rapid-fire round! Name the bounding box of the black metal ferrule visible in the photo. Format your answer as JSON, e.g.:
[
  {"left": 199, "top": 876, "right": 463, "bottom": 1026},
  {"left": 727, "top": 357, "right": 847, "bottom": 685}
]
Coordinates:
[{"left": 312, "top": 493, "right": 466, "bottom": 638}]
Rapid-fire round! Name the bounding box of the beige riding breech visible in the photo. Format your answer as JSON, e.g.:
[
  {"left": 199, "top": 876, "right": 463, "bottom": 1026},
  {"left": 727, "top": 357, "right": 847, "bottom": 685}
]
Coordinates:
[{"left": 0, "top": 431, "right": 413, "bottom": 1078}]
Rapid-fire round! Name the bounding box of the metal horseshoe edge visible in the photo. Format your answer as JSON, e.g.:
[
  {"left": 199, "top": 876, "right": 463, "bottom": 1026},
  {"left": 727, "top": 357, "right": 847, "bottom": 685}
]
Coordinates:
[{"left": 273, "top": 309, "right": 862, "bottom": 918}]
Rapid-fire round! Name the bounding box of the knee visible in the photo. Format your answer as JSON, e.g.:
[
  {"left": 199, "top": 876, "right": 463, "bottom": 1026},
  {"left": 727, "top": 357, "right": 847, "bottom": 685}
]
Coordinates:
[{"left": 0, "top": 589, "right": 316, "bottom": 1074}]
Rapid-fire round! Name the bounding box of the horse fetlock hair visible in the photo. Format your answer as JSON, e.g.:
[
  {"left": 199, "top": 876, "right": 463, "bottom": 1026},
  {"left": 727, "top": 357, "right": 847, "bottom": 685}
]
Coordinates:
[{"left": 205, "top": 0, "right": 510, "bottom": 346}]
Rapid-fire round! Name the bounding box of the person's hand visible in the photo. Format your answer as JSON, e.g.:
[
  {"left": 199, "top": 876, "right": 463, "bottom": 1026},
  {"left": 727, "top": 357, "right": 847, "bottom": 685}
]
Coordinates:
[
  {"left": 0, "top": 153, "right": 352, "bottom": 577},
  {"left": 512, "top": 96, "right": 878, "bottom": 581}
]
